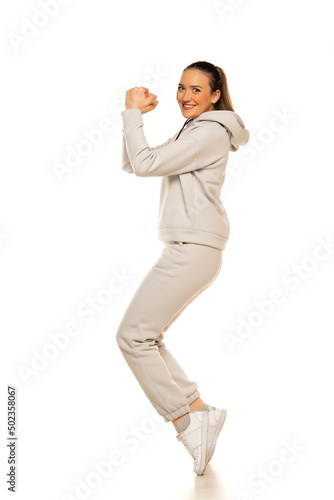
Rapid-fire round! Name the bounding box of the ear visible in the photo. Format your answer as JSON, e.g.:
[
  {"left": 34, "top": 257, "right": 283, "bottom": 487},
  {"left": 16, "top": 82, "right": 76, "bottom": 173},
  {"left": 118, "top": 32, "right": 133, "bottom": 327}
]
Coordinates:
[{"left": 212, "top": 90, "right": 221, "bottom": 104}]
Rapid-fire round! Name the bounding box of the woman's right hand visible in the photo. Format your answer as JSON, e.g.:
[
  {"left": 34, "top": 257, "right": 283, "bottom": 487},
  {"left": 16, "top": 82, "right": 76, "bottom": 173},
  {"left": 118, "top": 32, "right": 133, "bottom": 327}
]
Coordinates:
[
  {"left": 125, "top": 86, "right": 159, "bottom": 114},
  {"left": 141, "top": 91, "right": 159, "bottom": 114}
]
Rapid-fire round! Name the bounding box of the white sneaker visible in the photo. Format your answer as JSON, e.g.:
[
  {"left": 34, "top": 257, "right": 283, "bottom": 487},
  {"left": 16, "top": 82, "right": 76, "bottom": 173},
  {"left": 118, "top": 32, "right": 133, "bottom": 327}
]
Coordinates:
[
  {"left": 176, "top": 410, "right": 209, "bottom": 476},
  {"left": 206, "top": 407, "right": 227, "bottom": 464}
]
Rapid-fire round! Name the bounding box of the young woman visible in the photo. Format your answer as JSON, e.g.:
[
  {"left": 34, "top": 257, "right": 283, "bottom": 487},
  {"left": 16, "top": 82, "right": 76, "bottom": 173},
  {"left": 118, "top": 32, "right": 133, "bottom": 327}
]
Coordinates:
[{"left": 116, "top": 60, "right": 249, "bottom": 475}]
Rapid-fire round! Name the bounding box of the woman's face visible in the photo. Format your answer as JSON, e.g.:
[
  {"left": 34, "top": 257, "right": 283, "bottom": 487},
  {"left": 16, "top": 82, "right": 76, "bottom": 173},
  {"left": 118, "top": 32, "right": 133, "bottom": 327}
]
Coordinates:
[{"left": 176, "top": 69, "right": 220, "bottom": 118}]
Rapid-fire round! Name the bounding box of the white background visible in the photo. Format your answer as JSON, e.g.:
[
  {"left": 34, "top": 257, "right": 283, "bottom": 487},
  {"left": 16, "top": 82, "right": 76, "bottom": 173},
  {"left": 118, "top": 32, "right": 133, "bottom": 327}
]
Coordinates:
[{"left": 1, "top": 0, "right": 333, "bottom": 499}]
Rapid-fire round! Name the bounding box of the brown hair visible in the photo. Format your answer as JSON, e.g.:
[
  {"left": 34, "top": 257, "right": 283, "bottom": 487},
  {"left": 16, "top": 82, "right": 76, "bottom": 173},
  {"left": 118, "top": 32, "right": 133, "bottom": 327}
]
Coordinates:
[{"left": 183, "top": 61, "right": 234, "bottom": 112}]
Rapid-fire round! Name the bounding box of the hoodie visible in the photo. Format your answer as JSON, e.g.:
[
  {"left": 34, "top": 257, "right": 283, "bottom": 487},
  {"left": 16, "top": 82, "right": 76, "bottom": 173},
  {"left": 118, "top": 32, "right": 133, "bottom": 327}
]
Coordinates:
[{"left": 121, "top": 107, "right": 249, "bottom": 251}]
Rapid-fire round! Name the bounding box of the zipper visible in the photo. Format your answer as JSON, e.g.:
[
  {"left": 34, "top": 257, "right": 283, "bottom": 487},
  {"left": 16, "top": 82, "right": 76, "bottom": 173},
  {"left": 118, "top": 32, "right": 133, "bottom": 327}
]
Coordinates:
[{"left": 174, "top": 118, "right": 193, "bottom": 141}]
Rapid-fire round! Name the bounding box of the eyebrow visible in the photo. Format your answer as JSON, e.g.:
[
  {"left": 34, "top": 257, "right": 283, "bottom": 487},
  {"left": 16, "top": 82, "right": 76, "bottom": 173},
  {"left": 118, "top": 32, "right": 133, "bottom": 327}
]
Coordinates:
[{"left": 178, "top": 84, "right": 203, "bottom": 88}]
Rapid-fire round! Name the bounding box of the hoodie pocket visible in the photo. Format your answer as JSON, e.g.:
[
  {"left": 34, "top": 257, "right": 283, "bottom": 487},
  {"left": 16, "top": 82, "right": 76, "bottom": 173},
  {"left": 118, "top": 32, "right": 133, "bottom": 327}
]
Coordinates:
[{"left": 179, "top": 172, "right": 198, "bottom": 226}]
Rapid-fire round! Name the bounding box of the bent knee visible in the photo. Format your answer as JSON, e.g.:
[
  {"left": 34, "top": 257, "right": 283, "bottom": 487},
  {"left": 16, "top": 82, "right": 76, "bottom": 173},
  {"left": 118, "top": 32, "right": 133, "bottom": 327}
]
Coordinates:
[
  {"left": 115, "top": 321, "right": 135, "bottom": 351},
  {"left": 115, "top": 323, "right": 126, "bottom": 347}
]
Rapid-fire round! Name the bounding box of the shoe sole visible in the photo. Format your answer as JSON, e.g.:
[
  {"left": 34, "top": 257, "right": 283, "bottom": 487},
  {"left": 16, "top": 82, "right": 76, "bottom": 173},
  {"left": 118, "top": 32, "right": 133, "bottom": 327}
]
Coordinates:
[
  {"left": 194, "top": 410, "right": 209, "bottom": 476},
  {"left": 206, "top": 409, "right": 227, "bottom": 464}
]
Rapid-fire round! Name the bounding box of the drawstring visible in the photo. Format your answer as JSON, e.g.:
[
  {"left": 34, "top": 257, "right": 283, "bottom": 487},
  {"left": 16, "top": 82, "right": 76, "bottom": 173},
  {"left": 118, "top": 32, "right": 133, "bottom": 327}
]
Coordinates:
[{"left": 175, "top": 118, "right": 193, "bottom": 141}]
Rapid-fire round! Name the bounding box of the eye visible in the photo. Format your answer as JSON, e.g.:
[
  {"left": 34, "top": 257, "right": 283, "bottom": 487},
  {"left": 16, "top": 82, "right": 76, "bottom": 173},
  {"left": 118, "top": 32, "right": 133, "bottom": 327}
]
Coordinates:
[{"left": 178, "top": 85, "right": 200, "bottom": 92}]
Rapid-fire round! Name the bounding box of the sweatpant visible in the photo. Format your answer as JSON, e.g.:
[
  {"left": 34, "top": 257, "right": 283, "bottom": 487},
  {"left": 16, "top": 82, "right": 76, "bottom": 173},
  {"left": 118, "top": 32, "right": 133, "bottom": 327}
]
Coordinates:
[{"left": 115, "top": 241, "right": 223, "bottom": 423}]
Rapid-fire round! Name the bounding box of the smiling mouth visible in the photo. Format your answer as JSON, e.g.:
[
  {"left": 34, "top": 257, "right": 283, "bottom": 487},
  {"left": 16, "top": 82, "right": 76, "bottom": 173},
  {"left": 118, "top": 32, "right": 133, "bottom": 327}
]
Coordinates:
[{"left": 182, "top": 104, "right": 196, "bottom": 108}]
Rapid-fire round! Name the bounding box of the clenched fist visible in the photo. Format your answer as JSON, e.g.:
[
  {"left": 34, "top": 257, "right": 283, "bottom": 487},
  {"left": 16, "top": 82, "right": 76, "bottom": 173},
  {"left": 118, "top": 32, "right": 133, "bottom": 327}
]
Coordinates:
[{"left": 125, "top": 86, "right": 159, "bottom": 114}]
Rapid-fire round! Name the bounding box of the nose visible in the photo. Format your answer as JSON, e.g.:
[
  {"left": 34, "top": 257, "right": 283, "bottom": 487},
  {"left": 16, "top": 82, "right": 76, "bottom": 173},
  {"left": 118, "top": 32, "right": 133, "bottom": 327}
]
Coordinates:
[{"left": 182, "top": 91, "right": 194, "bottom": 103}]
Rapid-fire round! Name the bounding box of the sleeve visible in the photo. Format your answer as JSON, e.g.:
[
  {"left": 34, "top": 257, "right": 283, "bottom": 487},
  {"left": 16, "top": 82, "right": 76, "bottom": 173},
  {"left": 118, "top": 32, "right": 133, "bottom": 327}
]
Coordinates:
[
  {"left": 121, "top": 128, "right": 134, "bottom": 173},
  {"left": 121, "top": 116, "right": 177, "bottom": 174},
  {"left": 121, "top": 108, "right": 227, "bottom": 177}
]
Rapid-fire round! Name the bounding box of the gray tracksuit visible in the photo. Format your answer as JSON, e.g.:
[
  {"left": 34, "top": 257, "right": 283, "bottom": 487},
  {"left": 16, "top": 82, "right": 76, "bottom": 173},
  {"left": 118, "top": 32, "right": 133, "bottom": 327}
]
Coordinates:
[{"left": 116, "top": 108, "right": 249, "bottom": 422}]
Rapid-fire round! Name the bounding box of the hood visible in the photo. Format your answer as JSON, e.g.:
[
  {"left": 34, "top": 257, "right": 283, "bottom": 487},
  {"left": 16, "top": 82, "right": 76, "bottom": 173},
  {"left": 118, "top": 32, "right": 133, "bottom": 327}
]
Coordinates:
[{"left": 189, "top": 110, "right": 250, "bottom": 152}]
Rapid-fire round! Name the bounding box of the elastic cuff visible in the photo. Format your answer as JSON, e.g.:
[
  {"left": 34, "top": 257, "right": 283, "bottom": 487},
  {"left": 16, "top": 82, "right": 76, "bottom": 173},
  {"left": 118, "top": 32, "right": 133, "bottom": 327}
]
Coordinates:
[
  {"left": 121, "top": 108, "right": 143, "bottom": 124},
  {"left": 163, "top": 403, "right": 191, "bottom": 423},
  {"left": 162, "top": 390, "right": 201, "bottom": 423},
  {"left": 186, "top": 389, "right": 201, "bottom": 406}
]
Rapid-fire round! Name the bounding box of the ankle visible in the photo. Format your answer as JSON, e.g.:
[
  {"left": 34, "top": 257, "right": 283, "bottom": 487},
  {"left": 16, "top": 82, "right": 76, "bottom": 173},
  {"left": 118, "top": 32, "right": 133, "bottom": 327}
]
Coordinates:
[
  {"left": 189, "top": 397, "right": 206, "bottom": 413},
  {"left": 172, "top": 413, "right": 187, "bottom": 427},
  {"left": 171, "top": 398, "right": 207, "bottom": 427}
]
